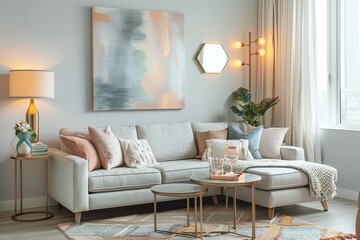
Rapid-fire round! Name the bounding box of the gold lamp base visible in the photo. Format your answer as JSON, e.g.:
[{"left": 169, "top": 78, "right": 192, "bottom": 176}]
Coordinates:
[{"left": 26, "top": 99, "right": 39, "bottom": 143}]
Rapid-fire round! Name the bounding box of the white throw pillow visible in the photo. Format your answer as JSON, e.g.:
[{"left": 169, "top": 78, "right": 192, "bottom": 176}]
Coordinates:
[
  {"left": 259, "top": 127, "right": 289, "bottom": 159},
  {"left": 88, "top": 126, "right": 123, "bottom": 170},
  {"left": 119, "top": 139, "right": 159, "bottom": 168},
  {"left": 202, "top": 139, "right": 253, "bottom": 160}
]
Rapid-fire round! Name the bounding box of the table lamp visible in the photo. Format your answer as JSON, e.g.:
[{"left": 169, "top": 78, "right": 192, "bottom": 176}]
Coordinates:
[{"left": 9, "top": 70, "right": 55, "bottom": 143}]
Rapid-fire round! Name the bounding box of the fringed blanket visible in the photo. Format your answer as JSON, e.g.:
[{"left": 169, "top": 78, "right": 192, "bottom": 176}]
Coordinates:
[{"left": 228, "top": 159, "right": 337, "bottom": 200}]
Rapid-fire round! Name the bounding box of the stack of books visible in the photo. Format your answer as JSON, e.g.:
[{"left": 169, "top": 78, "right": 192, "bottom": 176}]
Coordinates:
[{"left": 32, "top": 142, "right": 48, "bottom": 155}]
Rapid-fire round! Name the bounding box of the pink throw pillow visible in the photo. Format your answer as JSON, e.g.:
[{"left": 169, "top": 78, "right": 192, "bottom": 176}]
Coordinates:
[
  {"left": 59, "top": 135, "right": 101, "bottom": 171},
  {"left": 88, "top": 126, "right": 124, "bottom": 169}
]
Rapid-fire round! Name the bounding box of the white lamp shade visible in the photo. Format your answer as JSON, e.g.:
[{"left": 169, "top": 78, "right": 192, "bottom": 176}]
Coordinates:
[{"left": 9, "top": 70, "right": 55, "bottom": 98}]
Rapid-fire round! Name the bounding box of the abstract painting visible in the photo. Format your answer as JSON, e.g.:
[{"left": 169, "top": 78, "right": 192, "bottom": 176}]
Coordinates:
[{"left": 92, "top": 7, "right": 184, "bottom": 110}]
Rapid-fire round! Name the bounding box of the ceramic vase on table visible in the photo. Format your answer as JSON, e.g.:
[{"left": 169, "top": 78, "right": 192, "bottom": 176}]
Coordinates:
[{"left": 16, "top": 132, "right": 32, "bottom": 157}]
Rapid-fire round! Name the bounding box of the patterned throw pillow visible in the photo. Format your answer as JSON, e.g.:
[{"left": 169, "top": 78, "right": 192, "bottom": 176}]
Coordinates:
[
  {"left": 119, "top": 139, "right": 159, "bottom": 168},
  {"left": 228, "top": 124, "right": 263, "bottom": 159},
  {"left": 260, "top": 127, "right": 289, "bottom": 159},
  {"left": 203, "top": 139, "right": 253, "bottom": 160},
  {"left": 195, "top": 128, "right": 228, "bottom": 156},
  {"left": 59, "top": 135, "right": 102, "bottom": 171},
  {"left": 88, "top": 126, "right": 124, "bottom": 170}
]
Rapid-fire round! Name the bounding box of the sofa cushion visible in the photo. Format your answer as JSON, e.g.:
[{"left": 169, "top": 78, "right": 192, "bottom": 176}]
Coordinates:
[
  {"left": 205, "top": 139, "right": 253, "bottom": 160},
  {"left": 136, "top": 122, "right": 197, "bottom": 161},
  {"left": 59, "top": 125, "right": 137, "bottom": 151},
  {"left": 260, "top": 127, "right": 289, "bottom": 159},
  {"left": 154, "top": 159, "right": 209, "bottom": 183},
  {"left": 59, "top": 135, "right": 101, "bottom": 171},
  {"left": 88, "top": 167, "right": 161, "bottom": 193},
  {"left": 119, "top": 139, "right": 159, "bottom": 168},
  {"left": 89, "top": 126, "right": 123, "bottom": 169},
  {"left": 229, "top": 124, "right": 263, "bottom": 159},
  {"left": 191, "top": 121, "right": 247, "bottom": 133},
  {"left": 245, "top": 167, "right": 308, "bottom": 190},
  {"left": 195, "top": 128, "right": 228, "bottom": 156}
]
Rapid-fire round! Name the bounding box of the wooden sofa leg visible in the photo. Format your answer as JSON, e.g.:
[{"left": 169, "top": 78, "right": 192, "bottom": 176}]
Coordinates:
[
  {"left": 212, "top": 195, "right": 219, "bottom": 206},
  {"left": 268, "top": 208, "right": 275, "bottom": 219},
  {"left": 321, "top": 200, "right": 328, "bottom": 211},
  {"left": 75, "top": 212, "right": 82, "bottom": 224}
]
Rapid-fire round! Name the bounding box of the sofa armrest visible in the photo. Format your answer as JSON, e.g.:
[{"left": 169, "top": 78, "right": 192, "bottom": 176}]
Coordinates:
[
  {"left": 48, "top": 148, "right": 89, "bottom": 213},
  {"left": 280, "top": 146, "right": 305, "bottom": 160}
]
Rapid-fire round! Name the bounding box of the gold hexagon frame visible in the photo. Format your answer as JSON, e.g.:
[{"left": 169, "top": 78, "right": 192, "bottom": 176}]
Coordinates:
[{"left": 195, "top": 43, "right": 229, "bottom": 73}]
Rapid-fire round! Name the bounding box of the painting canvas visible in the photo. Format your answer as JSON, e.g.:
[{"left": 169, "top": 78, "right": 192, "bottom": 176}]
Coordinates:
[{"left": 92, "top": 7, "right": 185, "bottom": 110}]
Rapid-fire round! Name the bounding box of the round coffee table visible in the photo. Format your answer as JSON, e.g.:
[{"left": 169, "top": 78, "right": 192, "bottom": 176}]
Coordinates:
[
  {"left": 151, "top": 183, "right": 207, "bottom": 238},
  {"left": 190, "top": 173, "right": 261, "bottom": 240}
]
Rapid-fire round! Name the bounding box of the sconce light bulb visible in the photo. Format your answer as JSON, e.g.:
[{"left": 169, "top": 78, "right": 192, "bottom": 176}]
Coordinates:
[
  {"left": 235, "top": 60, "right": 244, "bottom": 67},
  {"left": 258, "top": 37, "right": 266, "bottom": 46},
  {"left": 234, "top": 41, "right": 243, "bottom": 49},
  {"left": 258, "top": 48, "right": 266, "bottom": 56}
]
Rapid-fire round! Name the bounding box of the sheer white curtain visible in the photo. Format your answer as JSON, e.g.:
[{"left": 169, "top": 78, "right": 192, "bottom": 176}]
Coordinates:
[{"left": 257, "top": 0, "right": 322, "bottom": 163}]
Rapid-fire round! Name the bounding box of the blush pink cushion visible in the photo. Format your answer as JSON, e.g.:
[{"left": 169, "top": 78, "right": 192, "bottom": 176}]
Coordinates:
[
  {"left": 59, "top": 135, "right": 101, "bottom": 171},
  {"left": 88, "top": 126, "right": 123, "bottom": 169}
]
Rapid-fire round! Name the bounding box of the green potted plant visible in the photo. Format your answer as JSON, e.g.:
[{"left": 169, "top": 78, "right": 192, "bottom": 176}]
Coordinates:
[{"left": 231, "top": 87, "right": 280, "bottom": 127}]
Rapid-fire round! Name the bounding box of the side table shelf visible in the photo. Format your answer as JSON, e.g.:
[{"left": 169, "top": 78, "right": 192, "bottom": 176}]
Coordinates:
[{"left": 11, "top": 154, "right": 54, "bottom": 222}]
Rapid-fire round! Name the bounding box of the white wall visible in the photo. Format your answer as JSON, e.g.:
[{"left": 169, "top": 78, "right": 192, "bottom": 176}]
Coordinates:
[
  {"left": 320, "top": 128, "right": 360, "bottom": 200},
  {"left": 0, "top": 0, "right": 258, "bottom": 210}
]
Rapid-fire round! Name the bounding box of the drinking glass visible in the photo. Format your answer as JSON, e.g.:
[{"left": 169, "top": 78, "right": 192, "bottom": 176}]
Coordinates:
[
  {"left": 209, "top": 158, "right": 224, "bottom": 176},
  {"left": 224, "top": 146, "right": 239, "bottom": 175}
]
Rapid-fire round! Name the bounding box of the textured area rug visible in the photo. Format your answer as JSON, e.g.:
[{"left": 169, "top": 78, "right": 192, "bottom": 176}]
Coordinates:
[{"left": 58, "top": 205, "right": 356, "bottom": 240}]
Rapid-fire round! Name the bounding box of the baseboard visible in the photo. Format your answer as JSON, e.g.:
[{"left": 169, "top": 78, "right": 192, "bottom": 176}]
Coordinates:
[
  {"left": 336, "top": 188, "right": 358, "bottom": 201},
  {"left": 0, "top": 196, "right": 57, "bottom": 212}
]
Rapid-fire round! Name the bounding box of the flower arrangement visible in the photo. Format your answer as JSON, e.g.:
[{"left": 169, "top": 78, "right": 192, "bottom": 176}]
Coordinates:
[
  {"left": 231, "top": 87, "right": 280, "bottom": 127},
  {"left": 14, "top": 120, "right": 36, "bottom": 139}
]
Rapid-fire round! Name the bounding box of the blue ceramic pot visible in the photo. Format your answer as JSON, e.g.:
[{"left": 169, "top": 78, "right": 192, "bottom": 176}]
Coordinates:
[{"left": 16, "top": 132, "right": 32, "bottom": 157}]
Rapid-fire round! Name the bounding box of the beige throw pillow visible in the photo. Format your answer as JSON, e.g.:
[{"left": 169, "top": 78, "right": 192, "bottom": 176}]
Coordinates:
[
  {"left": 259, "top": 127, "right": 289, "bottom": 159},
  {"left": 119, "top": 139, "right": 159, "bottom": 168},
  {"left": 88, "top": 126, "right": 123, "bottom": 170},
  {"left": 195, "top": 128, "right": 228, "bottom": 156},
  {"left": 202, "top": 139, "right": 253, "bottom": 160}
]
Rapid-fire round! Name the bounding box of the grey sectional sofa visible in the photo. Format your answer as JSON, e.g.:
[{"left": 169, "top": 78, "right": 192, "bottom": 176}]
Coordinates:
[{"left": 48, "top": 122, "right": 327, "bottom": 223}]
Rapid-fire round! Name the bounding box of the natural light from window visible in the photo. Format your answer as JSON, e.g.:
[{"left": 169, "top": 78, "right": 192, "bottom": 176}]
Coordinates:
[
  {"left": 315, "top": 0, "right": 329, "bottom": 126},
  {"left": 340, "top": 0, "right": 360, "bottom": 126}
]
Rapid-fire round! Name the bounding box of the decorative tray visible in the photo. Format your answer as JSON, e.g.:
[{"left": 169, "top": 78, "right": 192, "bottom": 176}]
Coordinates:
[{"left": 209, "top": 172, "right": 244, "bottom": 180}]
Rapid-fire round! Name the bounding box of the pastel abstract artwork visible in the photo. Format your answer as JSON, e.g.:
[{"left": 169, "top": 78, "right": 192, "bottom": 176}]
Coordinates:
[{"left": 92, "top": 7, "right": 185, "bottom": 110}]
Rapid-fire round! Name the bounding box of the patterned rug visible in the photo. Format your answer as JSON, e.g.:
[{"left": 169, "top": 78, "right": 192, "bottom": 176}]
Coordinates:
[{"left": 58, "top": 205, "right": 356, "bottom": 240}]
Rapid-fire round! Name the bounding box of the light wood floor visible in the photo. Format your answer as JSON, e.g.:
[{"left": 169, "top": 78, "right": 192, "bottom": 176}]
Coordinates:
[{"left": 0, "top": 197, "right": 357, "bottom": 240}]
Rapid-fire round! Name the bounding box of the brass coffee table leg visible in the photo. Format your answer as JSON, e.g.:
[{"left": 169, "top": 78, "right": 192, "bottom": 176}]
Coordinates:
[
  {"left": 233, "top": 186, "right": 237, "bottom": 230},
  {"left": 252, "top": 184, "right": 256, "bottom": 239},
  {"left": 200, "top": 189, "right": 203, "bottom": 240},
  {"left": 153, "top": 194, "right": 157, "bottom": 231},
  {"left": 186, "top": 198, "right": 189, "bottom": 227},
  {"left": 194, "top": 196, "right": 197, "bottom": 236}
]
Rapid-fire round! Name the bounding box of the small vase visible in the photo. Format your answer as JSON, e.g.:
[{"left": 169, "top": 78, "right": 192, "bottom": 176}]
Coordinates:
[{"left": 16, "top": 132, "right": 32, "bottom": 157}]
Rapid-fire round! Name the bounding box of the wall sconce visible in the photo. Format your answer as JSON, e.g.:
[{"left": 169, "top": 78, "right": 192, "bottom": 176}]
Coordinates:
[
  {"left": 9, "top": 70, "right": 55, "bottom": 143},
  {"left": 195, "top": 43, "right": 229, "bottom": 74},
  {"left": 234, "top": 32, "right": 266, "bottom": 92}
]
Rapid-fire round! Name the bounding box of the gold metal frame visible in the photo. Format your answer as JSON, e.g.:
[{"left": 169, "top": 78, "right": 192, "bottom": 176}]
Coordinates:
[
  {"left": 151, "top": 184, "right": 207, "bottom": 238},
  {"left": 190, "top": 173, "right": 261, "bottom": 240},
  {"left": 11, "top": 154, "right": 53, "bottom": 222}
]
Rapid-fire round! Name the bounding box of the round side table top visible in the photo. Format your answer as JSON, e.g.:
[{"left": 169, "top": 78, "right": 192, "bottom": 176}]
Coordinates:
[
  {"left": 11, "top": 154, "right": 50, "bottom": 160},
  {"left": 190, "top": 173, "right": 261, "bottom": 187},
  {"left": 151, "top": 183, "right": 206, "bottom": 197}
]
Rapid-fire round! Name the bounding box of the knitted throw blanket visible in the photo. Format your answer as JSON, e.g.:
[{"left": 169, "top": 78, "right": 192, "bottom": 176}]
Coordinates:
[{"left": 228, "top": 159, "right": 338, "bottom": 200}]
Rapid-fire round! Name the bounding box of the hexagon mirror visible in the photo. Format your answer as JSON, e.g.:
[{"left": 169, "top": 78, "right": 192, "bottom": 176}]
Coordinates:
[{"left": 195, "top": 43, "right": 229, "bottom": 73}]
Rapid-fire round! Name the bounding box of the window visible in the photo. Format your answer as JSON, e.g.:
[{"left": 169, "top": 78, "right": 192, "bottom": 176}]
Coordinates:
[{"left": 316, "top": 0, "right": 360, "bottom": 128}]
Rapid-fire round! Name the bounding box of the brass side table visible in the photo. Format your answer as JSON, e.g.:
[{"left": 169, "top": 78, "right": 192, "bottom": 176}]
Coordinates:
[
  {"left": 11, "top": 154, "right": 54, "bottom": 222},
  {"left": 151, "top": 183, "right": 207, "bottom": 238}
]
